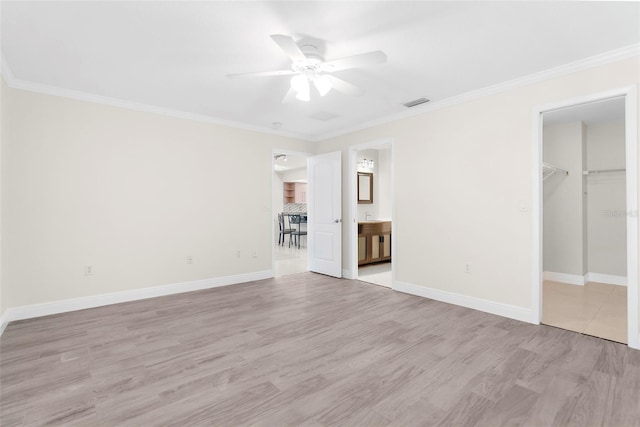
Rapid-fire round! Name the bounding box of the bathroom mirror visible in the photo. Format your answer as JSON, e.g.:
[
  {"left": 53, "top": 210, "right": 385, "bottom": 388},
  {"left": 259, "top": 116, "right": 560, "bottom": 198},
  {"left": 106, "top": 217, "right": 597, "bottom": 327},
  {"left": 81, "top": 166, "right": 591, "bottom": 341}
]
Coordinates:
[{"left": 358, "top": 172, "right": 373, "bottom": 204}]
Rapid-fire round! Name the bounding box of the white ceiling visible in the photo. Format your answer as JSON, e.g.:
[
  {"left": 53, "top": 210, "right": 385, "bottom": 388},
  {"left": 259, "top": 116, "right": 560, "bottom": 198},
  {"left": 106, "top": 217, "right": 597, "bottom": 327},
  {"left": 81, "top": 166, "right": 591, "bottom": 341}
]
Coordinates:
[
  {"left": 2, "top": 1, "right": 639, "bottom": 140},
  {"left": 274, "top": 153, "right": 307, "bottom": 172},
  {"left": 544, "top": 97, "right": 626, "bottom": 126}
]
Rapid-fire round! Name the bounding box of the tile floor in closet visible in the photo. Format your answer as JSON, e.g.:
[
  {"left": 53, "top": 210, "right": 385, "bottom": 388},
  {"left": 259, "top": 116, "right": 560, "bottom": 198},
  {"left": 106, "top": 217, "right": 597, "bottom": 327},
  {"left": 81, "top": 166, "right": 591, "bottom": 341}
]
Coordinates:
[{"left": 542, "top": 280, "right": 627, "bottom": 344}]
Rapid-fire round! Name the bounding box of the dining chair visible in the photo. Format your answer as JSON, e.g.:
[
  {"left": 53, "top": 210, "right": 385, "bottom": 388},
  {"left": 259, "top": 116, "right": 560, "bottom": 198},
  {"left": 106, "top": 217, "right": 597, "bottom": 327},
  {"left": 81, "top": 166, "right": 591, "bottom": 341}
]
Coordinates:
[
  {"left": 289, "top": 214, "right": 307, "bottom": 248},
  {"left": 278, "top": 213, "right": 293, "bottom": 246}
]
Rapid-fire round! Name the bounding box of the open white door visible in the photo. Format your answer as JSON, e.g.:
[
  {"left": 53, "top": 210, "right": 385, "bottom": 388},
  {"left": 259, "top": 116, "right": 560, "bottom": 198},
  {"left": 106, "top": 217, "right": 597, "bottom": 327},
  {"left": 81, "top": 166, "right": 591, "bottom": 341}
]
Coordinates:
[{"left": 308, "top": 151, "right": 342, "bottom": 277}]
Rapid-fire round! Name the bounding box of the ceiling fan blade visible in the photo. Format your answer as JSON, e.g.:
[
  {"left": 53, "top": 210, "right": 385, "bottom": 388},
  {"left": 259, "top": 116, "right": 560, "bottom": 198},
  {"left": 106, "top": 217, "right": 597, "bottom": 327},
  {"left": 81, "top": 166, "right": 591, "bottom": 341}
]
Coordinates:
[
  {"left": 324, "top": 75, "right": 365, "bottom": 96},
  {"left": 281, "top": 86, "right": 298, "bottom": 104},
  {"left": 271, "top": 34, "right": 307, "bottom": 63},
  {"left": 321, "top": 50, "right": 387, "bottom": 72},
  {"left": 227, "top": 69, "right": 297, "bottom": 79}
]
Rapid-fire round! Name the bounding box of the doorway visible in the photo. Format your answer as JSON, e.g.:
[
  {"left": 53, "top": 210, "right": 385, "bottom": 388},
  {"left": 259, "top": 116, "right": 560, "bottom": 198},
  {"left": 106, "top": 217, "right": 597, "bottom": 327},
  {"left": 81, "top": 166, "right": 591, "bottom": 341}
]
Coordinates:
[
  {"left": 348, "top": 139, "right": 395, "bottom": 287},
  {"left": 533, "top": 86, "right": 639, "bottom": 349},
  {"left": 272, "top": 150, "right": 310, "bottom": 277}
]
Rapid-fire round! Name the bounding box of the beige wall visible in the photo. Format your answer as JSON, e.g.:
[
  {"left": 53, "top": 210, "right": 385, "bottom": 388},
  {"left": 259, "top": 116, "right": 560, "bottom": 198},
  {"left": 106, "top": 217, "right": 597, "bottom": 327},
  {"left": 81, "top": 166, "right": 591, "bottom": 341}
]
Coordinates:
[
  {"left": 316, "top": 57, "right": 639, "bottom": 313},
  {"left": 377, "top": 147, "right": 392, "bottom": 221},
  {"left": 1, "top": 56, "right": 638, "bottom": 333},
  {"left": 1, "top": 80, "right": 312, "bottom": 311}
]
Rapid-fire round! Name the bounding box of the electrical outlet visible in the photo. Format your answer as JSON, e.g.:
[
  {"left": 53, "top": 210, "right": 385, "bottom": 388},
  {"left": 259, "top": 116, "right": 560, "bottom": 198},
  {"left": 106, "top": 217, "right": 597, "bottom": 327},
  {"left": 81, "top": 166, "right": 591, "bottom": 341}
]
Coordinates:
[
  {"left": 252, "top": 250, "right": 257, "bottom": 258},
  {"left": 187, "top": 256, "right": 193, "bottom": 264},
  {"left": 236, "top": 250, "right": 241, "bottom": 258},
  {"left": 465, "top": 263, "right": 471, "bottom": 274},
  {"left": 84, "top": 265, "right": 93, "bottom": 276}
]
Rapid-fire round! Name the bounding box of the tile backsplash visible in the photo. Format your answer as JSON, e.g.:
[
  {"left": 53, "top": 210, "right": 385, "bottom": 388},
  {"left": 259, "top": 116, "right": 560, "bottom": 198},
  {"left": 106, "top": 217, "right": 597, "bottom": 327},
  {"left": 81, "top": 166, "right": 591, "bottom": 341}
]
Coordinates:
[{"left": 283, "top": 203, "right": 307, "bottom": 213}]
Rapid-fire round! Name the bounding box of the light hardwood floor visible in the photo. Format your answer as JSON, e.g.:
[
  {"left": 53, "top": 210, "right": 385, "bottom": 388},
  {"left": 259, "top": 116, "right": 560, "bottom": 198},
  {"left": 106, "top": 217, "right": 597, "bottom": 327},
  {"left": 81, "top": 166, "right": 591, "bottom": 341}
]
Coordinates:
[{"left": 2, "top": 273, "right": 640, "bottom": 426}]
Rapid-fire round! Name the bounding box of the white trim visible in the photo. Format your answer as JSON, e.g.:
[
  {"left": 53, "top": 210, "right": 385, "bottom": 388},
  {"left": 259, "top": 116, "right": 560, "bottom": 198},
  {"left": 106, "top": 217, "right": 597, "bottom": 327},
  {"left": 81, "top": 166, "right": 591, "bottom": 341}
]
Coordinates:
[
  {"left": 348, "top": 138, "right": 395, "bottom": 285},
  {"left": 3, "top": 46, "right": 639, "bottom": 143},
  {"left": 585, "top": 273, "right": 627, "bottom": 286},
  {"left": 317, "top": 44, "right": 640, "bottom": 141},
  {"left": 532, "top": 85, "right": 639, "bottom": 350},
  {"left": 0, "top": 59, "right": 308, "bottom": 142},
  {"left": 342, "top": 269, "right": 356, "bottom": 279},
  {"left": 1, "top": 52, "right": 16, "bottom": 83},
  {"left": 543, "top": 271, "right": 586, "bottom": 286},
  {"left": 0, "top": 316, "right": 8, "bottom": 336},
  {"left": 0, "top": 270, "right": 273, "bottom": 335},
  {"left": 624, "top": 85, "right": 639, "bottom": 349},
  {"left": 542, "top": 272, "right": 628, "bottom": 287},
  {"left": 393, "top": 281, "right": 534, "bottom": 324}
]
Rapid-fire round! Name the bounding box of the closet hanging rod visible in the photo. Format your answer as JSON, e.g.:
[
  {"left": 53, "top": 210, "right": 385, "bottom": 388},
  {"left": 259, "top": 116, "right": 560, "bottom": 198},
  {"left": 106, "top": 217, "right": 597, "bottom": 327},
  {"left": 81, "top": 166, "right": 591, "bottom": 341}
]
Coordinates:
[
  {"left": 583, "top": 168, "right": 626, "bottom": 175},
  {"left": 542, "top": 162, "right": 569, "bottom": 175}
]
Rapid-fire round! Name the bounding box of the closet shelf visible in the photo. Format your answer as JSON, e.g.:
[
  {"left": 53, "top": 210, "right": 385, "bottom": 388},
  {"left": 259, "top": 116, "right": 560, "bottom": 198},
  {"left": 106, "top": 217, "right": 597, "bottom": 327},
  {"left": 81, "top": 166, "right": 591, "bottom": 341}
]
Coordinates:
[
  {"left": 583, "top": 168, "right": 626, "bottom": 175},
  {"left": 542, "top": 162, "right": 569, "bottom": 181}
]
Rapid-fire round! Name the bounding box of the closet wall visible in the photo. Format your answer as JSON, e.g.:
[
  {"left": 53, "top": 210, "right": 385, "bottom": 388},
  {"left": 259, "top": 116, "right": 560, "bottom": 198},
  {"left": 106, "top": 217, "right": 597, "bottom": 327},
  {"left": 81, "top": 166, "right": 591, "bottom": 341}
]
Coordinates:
[
  {"left": 543, "top": 118, "right": 626, "bottom": 281},
  {"left": 543, "top": 122, "right": 587, "bottom": 277},
  {"left": 586, "top": 120, "right": 626, "bottom": 277}
]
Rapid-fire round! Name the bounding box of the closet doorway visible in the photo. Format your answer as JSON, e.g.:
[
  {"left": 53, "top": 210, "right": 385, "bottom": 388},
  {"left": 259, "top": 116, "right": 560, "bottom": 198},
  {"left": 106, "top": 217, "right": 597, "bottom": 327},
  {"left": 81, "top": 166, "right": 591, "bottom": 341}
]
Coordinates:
[
  {"left": 542, "top": 98, "right": 627, "bottom": 342},
  {"left": 533, "top": 87, "right": 639, "bottom": 349}
]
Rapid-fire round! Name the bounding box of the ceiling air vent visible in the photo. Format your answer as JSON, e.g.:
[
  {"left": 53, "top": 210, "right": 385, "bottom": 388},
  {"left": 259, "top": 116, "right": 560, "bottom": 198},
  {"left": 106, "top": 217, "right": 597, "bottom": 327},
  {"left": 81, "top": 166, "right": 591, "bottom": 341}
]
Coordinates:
[
  {"left": 309, "top": 111, "right": 339, "bottom": 121},
  {"left": 403, "top": 97, "right": 430, "bottom": 108}
]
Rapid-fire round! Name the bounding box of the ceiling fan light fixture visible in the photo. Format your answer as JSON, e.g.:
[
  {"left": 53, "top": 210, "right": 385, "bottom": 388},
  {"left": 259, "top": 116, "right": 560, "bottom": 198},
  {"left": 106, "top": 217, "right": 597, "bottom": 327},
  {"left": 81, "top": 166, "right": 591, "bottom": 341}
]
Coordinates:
[
  {"left": 291, "top": 74, "right": 309, "bottom": 93},
  {"left": 295, "top": 88, "right": 311, "bottom": 102},
  {"left": 290, "top": 74, "right": 311, "bottom": 102},
  {"left": 314, "top": 75, "right": 332, "bottom": 96}
]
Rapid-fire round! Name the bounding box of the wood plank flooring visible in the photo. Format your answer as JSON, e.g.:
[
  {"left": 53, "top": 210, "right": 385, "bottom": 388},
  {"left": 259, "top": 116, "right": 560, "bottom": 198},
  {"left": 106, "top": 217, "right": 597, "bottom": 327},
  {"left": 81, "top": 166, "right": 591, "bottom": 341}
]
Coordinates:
[{"left": 1, "top": 273, "right": 639, "bottom": 426}]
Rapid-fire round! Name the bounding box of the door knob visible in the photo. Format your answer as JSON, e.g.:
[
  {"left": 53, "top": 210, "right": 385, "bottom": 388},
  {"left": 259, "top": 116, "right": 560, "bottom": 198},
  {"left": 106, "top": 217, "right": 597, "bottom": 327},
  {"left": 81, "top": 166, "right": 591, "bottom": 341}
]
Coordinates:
[{"left": 334, "top": 219, "right": 342, "bottom": 223}]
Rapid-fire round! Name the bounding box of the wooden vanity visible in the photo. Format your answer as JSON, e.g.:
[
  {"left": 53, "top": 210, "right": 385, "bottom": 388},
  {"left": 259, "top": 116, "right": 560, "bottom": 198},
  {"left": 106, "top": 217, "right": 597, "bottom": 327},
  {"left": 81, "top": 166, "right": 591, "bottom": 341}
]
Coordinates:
[{"left": 358, "top": 221, "right": 391, "bottom": 265}]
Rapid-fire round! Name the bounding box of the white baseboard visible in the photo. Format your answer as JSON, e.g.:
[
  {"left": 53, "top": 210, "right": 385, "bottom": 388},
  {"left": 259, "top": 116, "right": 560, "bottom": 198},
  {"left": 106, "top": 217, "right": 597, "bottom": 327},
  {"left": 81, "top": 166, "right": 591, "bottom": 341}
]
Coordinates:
[
  {"left": 0, "top": 315, "right": 8, "bottom": 336},
  {"left": 0, "top": 270, "right": 274, "bottom": 336},
  {"left": 393, "top": 281, "right": 534, "bottom": 324},
  {"left": 543, "top": 271, "right": 586, "bottom": 286},
  {"left": 585, "top": 272, "right": 627, "bottom": 286},
  {"left": 543, "top": 271, "right": 628, "bottom": 286},
  {"left": 342, "top": 269, "right": 356, "bottom": 280}
]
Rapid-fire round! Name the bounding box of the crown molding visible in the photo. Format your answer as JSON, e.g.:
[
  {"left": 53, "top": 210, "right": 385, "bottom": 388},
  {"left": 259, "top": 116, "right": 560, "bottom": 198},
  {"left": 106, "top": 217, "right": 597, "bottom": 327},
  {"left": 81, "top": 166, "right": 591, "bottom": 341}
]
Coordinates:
[
  {"left": 313, "top": 43, "right": 640, "bottom": 142},
  {"left": 0, "top": 56, "right": 312, "bottom": 142},
  {"left": 3, "top": 44, "right": 639, "bottom": 143},
  {"left": 1, "top": 52, "right": 16, "bottom": 84}
]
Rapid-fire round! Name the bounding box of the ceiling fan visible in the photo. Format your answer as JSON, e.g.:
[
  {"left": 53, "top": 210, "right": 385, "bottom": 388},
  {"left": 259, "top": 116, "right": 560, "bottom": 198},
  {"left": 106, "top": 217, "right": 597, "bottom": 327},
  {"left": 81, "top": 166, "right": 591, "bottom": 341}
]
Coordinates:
[{"left": 227, "top": 34, "right": 387, "bottom": 102}]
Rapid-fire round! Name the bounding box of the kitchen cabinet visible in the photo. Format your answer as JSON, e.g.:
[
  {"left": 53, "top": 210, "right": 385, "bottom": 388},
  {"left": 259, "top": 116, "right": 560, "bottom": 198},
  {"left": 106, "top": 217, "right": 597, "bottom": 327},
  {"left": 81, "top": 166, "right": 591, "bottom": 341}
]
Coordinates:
[
  {"left": 284, "top": 182, "right": 307, "bottom": 203},
  {"left": 358, "top": 221, "right": 391, "bottom": 265}
]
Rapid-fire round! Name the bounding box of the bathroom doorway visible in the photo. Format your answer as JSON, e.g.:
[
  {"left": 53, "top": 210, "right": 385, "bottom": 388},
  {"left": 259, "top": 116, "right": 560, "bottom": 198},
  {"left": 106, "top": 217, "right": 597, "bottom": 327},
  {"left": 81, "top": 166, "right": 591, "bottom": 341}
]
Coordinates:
[{"left": 348, "top": 139, "right": 395, "bottom": 287}]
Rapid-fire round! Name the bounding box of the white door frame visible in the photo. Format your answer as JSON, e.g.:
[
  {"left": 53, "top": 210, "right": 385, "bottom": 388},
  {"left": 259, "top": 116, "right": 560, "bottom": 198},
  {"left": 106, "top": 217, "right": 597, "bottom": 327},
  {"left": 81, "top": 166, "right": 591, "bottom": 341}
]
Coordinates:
[
  {"left": 347, "top": 138, "right": 396, "bottom": 284},
  {"left": 271, "top": 148, "right": 313, "bottom": 276},
  {"left": 531, "top": 85, "right": 639, "bottom": 349}
]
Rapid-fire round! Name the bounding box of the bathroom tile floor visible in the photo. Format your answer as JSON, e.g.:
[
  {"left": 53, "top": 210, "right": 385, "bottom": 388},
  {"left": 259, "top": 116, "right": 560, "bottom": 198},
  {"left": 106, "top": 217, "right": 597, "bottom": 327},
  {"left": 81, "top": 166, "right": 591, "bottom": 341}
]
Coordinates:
[
  {"left": 358, "top": 262, "right": 392, "bottom": 288},
  {"left": 542, "top": 280, "right": 627, "bottom": 344}
]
